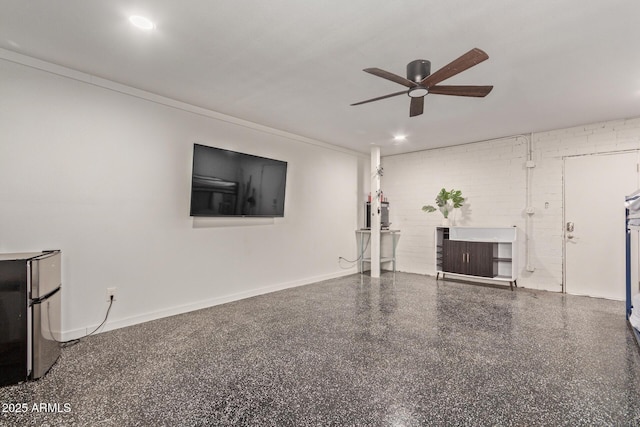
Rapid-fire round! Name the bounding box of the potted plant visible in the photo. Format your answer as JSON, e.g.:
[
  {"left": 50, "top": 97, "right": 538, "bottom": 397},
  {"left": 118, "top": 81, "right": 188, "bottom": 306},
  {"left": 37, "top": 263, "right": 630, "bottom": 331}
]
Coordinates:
[{"left": 422, "top": 188, "right": 465, "bottom": 225}]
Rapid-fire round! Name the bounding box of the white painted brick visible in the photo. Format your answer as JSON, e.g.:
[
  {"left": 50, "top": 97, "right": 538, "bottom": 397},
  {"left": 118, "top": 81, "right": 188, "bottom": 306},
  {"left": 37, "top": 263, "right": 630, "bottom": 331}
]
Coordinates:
[
  {"left": 583, "top": 121, "right": 614, "bottom": 131},
  {"left": 617, "top": 129, "right": 640, "bottom": 139},
  {"left": 556, "top": 134, "right": 589, "bottom": 146},
  {"left": 383, "top": 115, "right": 640, "bottom": 291},
  {"left": 587, "top": 133, "right": 616, "bottom": 145},
  {"left": 616, "top": 140, "right": 640, "bottom": 152},
  {"left": 614, "top": 118, "right": 640, "bottom": 130}
]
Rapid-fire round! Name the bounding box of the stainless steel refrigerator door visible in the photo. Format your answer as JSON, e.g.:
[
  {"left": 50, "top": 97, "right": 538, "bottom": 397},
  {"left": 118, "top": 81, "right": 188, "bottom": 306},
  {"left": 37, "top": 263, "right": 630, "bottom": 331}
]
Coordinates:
[
  {"left": 30, "top": 251, "right": 62, "bottom": 380},
  {"left": 31, "top": 251, "right": 61, "bottom": 299},
  {"left": 31, "top": 286, "right": 61, "bottom": 379}
]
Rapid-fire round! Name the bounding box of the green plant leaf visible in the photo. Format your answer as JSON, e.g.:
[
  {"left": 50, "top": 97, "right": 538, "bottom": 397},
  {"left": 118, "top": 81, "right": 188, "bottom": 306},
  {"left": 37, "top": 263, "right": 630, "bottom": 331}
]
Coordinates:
[
  {"left": 435, "top": 188, "right": 449, "bottom": 207},
  {"left": 422, "top": 187, "right": 464, "bottom": 217}
]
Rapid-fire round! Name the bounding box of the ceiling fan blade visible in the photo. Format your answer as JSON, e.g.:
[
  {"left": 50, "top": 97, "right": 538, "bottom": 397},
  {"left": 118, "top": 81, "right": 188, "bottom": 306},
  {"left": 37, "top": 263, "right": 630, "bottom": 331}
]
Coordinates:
[
  {"left": 351, "top": 90, "right": 407, "bottom": 106},
  {"left": 428, "top": 85, "right": 493, "bottom": 97},
  {"left": 420, "top": 48, "right": 489, "bottom": 88},
  {"left": 409, "top": 97, "right": 424, "bottom": 117},
  {"left": 364, "top": 68, "right": 416, "bottom": 88}
]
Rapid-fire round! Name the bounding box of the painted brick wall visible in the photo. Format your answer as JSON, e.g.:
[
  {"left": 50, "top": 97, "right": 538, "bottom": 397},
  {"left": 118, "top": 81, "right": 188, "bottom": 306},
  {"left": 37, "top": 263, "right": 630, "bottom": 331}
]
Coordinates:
[{"left": 382, "top": 116, "right": 640, "bottom": 292}]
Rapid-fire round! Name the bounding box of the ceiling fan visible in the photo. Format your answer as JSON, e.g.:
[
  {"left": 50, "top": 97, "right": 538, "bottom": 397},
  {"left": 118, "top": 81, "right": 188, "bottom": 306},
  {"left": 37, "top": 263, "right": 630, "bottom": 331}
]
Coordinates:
[{"left": 351, "top": 48, "right": 493, "bottom": 117}]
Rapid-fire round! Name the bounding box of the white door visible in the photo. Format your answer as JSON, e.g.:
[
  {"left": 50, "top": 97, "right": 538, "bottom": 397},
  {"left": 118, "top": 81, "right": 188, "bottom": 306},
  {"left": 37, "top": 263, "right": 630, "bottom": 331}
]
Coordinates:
[{"left": 564, "top": 152, "right": 639, "bottom": 300}]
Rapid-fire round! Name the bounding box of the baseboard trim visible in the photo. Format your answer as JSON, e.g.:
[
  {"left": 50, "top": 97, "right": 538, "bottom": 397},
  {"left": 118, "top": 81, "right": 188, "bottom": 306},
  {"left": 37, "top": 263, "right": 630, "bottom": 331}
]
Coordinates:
[{"left": 61, "top": 269, "right": 356, "bottom": 341}]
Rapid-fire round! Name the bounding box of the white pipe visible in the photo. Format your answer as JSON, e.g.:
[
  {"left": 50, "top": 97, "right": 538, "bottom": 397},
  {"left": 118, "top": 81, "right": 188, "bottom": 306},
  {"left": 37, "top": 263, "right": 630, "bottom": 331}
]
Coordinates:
[
  {"left": 370, "top": 146, "right": 381, "bottom": 278},
  {"left": 525, "top": 132, "right": 534, "bottom": 272}
]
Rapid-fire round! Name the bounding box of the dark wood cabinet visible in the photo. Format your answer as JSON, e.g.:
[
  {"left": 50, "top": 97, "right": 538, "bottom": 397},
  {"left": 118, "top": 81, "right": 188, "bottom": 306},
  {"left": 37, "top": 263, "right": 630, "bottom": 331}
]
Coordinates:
[
  {"left": 443, "top": 240, "right": 466, "bottom": 274},
  {"left": 435, "top": 227, "right": 518, "bottom": 290},
  {"left": 442, "top": 240, "right": 497, "bottom": 278}
]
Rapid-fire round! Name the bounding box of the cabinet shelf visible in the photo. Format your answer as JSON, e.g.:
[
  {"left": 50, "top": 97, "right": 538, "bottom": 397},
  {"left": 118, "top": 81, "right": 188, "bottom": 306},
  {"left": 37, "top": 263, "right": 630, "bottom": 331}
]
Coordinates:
[
  {"left": 435, "top": 227, "right": 518, "bottom": 290},
  {"left": 356, "top": 229, "right": 401, "bottom": 274},
  {"left": 363, "top": 257, "right": 395, "bottom": 263}
]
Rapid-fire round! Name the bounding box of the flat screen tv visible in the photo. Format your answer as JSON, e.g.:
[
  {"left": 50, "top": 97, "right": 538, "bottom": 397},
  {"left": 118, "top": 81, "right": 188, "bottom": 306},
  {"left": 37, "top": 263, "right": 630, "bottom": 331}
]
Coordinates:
[{"left": 190, "top": 143, "right": 288, "bottom": 217}]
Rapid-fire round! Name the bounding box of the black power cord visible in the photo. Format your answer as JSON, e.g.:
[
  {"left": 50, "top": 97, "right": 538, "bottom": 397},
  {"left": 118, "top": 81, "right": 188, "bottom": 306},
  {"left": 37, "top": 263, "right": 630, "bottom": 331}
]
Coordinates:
[{"left": 47, "top": 295, "right": 114, "bottom": 348}]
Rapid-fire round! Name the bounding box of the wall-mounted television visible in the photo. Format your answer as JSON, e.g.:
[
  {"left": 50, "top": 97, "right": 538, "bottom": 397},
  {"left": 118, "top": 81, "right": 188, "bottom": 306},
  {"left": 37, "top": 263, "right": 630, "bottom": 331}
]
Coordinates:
[{"left": 190, "top": 144, "right": 288, "bottom": 217}]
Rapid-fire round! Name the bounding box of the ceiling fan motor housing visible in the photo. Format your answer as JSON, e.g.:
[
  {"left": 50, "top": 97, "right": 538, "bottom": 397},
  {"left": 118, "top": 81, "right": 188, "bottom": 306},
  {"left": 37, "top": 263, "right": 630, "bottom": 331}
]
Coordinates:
[{"left": 407, "top": 60, "right": 431, "bottom": 83}]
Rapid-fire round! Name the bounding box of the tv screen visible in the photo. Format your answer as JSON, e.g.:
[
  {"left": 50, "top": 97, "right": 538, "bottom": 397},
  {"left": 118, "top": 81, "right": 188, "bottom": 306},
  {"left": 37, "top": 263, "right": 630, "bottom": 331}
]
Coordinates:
[{"left": 190, "top": 144, "right": 287, "bottom": 217}]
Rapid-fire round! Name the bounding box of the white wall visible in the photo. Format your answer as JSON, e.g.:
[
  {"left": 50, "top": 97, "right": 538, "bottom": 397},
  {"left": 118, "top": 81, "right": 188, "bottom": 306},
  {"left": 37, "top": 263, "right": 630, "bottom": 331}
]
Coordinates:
[
  {"left": 382, "top": 136, "right": 528, "bottom": 278},
  {"left": 0, "top": 54, "right": 366, "bottom": 339},
  {"left": 530, "top": 118, "right": 640, "bottom": 290},
  {"left": 382, "top": 117, "right": 640, "bottom": 292}
]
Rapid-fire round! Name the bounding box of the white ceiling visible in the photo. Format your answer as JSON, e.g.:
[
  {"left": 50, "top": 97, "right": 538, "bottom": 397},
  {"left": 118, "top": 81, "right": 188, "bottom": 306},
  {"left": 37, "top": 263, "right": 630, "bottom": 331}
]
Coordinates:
[{"left": 1, "top": 1, "right": 639, "bottom": 155}]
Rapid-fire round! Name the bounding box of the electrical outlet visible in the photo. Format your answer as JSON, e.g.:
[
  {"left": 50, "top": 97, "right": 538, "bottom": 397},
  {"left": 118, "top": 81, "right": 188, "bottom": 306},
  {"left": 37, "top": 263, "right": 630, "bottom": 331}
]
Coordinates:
[{"left": 106, "top": 287, "right": 117, "bottom": 302}]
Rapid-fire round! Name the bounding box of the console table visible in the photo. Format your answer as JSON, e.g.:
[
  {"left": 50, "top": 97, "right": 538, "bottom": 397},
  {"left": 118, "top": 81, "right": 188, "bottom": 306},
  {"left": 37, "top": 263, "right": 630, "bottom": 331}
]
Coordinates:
[
  {"left": 355, "top": 229, "right": 401, "bottom": 273},
  {"left": 435, "top": 226, "right": 518, "bottom": 290}
]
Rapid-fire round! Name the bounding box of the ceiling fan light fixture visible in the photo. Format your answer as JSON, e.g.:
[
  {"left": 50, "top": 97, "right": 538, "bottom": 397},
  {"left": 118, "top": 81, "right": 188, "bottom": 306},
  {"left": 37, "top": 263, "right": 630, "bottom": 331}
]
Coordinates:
[{"left": 408, "top": 87, "right": 428, "bottom": 98}]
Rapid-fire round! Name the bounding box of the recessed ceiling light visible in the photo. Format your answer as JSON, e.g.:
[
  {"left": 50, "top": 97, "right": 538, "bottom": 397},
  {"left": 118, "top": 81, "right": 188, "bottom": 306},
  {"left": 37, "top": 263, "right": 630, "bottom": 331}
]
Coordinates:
[
  {"left": 393, "top": 135, "right": 407, "bottom": 142},
  {"left": 129, "top": 15, "right": 155, "bottom": 30}
]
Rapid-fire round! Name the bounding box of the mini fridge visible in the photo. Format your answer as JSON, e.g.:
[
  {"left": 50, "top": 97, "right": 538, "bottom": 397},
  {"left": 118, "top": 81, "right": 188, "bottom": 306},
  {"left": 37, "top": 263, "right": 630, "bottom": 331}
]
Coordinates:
[{"left": 0, "top": 250, "right": 62, "bottom": 386}]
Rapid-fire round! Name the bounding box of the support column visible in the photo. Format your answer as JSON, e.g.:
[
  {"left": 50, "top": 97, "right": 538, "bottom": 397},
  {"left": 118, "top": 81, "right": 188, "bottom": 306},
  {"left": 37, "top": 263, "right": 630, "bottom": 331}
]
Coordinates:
[{"left": 370, "top": 146, "right": 381, "bottom": 278}]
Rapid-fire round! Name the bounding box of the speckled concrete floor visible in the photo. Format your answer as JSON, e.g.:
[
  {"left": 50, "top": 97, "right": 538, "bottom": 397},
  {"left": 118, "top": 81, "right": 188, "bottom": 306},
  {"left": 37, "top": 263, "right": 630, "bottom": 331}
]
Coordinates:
[{"left": 2, "top": 272, "right": 640, "bottom": 426}]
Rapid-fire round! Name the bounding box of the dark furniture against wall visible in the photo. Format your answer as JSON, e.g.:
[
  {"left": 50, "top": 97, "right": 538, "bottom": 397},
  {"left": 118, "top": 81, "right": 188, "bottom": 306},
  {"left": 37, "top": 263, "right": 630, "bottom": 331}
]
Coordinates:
[
  {"left": 0, "top": 251, "right": 62, "bottom": 386},
  {"left": 436, "top": 227, "right": 518, "bottom": 290},
  {"left": 443, "top": 240, "right": 498, "bottom": 278}
]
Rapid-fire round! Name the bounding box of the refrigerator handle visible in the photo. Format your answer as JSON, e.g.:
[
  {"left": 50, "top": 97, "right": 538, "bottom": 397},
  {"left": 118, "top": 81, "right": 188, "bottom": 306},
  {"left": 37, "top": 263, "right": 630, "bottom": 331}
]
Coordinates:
[{"left": 30, "top": 286, "right": 61, "bottom": 306}]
